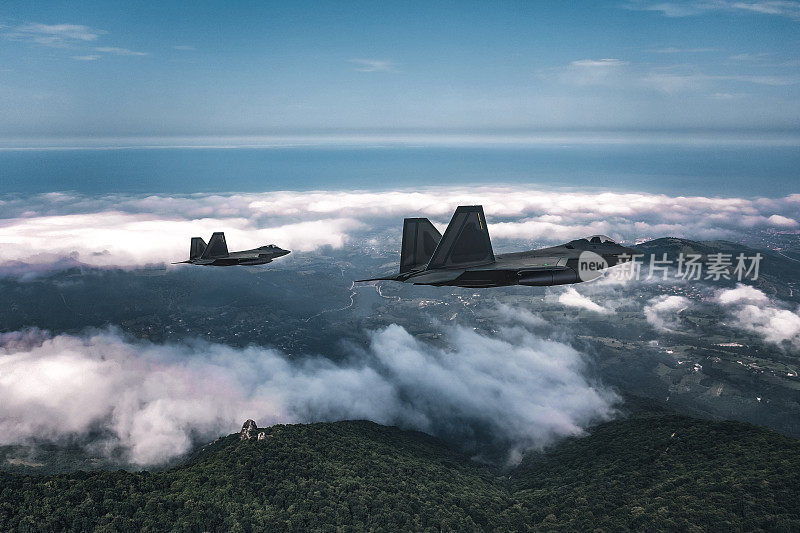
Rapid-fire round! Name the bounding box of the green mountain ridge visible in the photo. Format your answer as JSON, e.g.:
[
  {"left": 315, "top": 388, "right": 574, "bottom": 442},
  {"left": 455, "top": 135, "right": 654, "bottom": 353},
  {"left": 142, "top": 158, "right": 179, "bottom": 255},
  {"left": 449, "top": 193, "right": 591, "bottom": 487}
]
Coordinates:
[
  {"left": 635, "top": 237, "right": 800, "bottom": 295},
  {"left": 1, "top": 414, "right": 798, "bottom": 532}
]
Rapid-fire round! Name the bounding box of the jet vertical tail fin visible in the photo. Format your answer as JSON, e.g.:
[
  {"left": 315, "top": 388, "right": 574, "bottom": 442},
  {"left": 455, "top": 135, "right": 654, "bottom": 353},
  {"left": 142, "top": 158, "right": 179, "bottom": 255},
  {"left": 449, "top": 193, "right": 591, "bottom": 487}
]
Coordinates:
[
  {"left": 189, "top": 237, "right": 207, "bottom": 260},
  {"left": 426, "top": 205, "right": 495, "bottom": 270},
  {"left": 201, "top": 232, "right": 229, "bottom": 259},
  {"left": 400, "top": 218, "right": 442, "bottom": 273}
]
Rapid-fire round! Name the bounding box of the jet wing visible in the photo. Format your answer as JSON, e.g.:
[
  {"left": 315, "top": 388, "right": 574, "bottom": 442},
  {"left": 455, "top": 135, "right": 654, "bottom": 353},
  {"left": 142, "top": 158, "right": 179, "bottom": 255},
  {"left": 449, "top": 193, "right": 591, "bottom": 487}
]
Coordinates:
[
  {"left": 487, "top": 255, "right": 569, "bottom": 270},
  {"left": 408, "top": 269, "right": 465, "bottom": 285}
]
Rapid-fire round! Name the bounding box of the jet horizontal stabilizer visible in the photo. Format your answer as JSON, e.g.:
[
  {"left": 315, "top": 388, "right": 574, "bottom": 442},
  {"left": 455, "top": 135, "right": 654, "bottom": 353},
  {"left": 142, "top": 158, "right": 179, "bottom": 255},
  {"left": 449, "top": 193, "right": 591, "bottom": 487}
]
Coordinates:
[{"left": 355, "top": 276, "right": 402, "bottom": 282}]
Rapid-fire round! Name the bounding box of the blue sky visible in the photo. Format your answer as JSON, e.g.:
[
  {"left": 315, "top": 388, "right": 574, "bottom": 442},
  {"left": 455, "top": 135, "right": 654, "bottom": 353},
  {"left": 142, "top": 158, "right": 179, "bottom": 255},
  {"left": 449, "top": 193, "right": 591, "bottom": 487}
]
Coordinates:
[{"left": 1, "top": 0, "right": 799, "bottom": 137}]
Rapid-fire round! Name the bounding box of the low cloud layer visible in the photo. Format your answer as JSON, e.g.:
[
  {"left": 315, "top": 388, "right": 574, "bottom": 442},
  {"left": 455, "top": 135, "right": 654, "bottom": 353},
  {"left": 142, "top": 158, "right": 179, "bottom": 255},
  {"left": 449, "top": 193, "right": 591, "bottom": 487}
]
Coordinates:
[
  {"left": 0, "top": 212, "right": 360, "bottom": 270},
  {"left": 644, "top": 295, "right": 691, "bottom": 332},
  {"left": 0, "top": 324, "right": 616, "bottom": 465},
  {"left": 554, "top": 286, "right": 613, "bottom": 314},
  {"left": 716, "top": 284, "right": 800, "bottom": 347},
  {"left": 1, "top": 187, "right": 798, "bottom": 272}
]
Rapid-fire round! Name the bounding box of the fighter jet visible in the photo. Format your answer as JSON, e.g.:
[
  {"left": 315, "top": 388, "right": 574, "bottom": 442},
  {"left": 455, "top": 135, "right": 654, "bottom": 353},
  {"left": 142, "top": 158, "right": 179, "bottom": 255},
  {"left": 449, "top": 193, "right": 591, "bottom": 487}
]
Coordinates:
[
  {"left": 358, "top": 205, "right": 636, "bottom": 287},
  {"left": 174, "top": 232, "right": 290, "bottom": 266}
]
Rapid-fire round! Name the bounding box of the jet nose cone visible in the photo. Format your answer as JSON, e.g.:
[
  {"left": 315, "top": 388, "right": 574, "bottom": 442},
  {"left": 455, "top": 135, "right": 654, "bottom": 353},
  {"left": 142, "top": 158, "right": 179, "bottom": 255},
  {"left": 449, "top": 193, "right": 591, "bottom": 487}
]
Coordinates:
[{"left": 279, "top": 249, "right": 291, "bottom": 257}]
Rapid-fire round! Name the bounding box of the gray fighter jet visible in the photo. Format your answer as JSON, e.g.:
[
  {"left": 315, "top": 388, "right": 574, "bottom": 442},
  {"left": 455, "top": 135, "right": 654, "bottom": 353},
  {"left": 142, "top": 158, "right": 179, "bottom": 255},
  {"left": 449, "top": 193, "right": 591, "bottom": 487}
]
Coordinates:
[
  {"left": 174, "top": 232, "right": 290, "bottom": 266},
  {"left": 358, "top": 205, "right": 636, "bottom": 287}
]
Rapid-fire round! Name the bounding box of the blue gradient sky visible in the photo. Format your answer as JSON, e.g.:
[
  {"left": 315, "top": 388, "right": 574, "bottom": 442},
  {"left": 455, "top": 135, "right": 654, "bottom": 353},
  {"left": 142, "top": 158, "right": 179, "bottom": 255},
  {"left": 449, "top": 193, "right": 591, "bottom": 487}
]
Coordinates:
[{"left": 1, "top": 0, "right": 799, "bottom": 137}]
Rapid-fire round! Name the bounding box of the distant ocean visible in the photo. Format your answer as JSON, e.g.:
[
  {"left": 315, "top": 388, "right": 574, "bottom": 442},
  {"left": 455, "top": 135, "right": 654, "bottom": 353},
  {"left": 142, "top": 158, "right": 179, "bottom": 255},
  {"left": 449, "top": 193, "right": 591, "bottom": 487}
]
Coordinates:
[{"left": 1, "top": 141, "right": 798, "bottom": 197}]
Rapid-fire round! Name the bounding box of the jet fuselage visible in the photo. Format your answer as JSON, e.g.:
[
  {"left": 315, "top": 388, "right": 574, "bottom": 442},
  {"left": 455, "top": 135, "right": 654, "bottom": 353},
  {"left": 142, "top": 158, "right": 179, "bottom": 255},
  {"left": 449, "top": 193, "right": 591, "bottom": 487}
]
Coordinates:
[
  {"left": 175, "top": 232, "right": 291, "bottom": 267},
  {"left": 399, "top": 237, "right": 635, "bottom": 287},
  {"left": 359, "top": 206, "right": 636, "bottom": 288},
  {"left": 192, "top": 245, "right": 291, "bottom": 266}
]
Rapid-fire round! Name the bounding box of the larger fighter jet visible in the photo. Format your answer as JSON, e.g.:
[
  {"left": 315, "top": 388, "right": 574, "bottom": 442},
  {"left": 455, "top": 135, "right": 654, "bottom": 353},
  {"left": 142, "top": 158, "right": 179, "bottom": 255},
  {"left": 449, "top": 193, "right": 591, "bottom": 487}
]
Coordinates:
[
  {"left": 174, "top": 232, "right": 290, "bottom": 266},
  {"left": 358, "top": 205, "right": 636, "bottom": 287}
]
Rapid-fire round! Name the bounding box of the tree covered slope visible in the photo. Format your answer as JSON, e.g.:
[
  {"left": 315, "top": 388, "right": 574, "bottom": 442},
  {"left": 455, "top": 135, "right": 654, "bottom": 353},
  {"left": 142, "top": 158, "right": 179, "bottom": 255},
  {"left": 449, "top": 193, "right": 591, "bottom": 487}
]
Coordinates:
[{"left": 1, "top": 415, "right": 798, "bottom": 532}]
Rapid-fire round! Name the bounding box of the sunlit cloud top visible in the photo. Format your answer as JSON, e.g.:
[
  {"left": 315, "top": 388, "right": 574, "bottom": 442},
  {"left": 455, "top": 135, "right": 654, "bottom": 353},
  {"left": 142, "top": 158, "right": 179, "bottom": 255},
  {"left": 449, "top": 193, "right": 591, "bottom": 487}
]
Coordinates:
[{"left": 0, "top": 187, "right": 797, "bottom": 271}]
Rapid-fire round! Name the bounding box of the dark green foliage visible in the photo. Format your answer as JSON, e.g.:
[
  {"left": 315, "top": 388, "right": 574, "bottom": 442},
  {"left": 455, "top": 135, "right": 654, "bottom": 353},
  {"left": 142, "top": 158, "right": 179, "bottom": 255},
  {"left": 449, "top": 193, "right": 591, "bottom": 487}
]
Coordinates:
[
  {"left": 510, "top": 415, "right": 800, "bottom": 531},
  {"left": 1, "top": 416, "right": 798, "bottom": 532}
]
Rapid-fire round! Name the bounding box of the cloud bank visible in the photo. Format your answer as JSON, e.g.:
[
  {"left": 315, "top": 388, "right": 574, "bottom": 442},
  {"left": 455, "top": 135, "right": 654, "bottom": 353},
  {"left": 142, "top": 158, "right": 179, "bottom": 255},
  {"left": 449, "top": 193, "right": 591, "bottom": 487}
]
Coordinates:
[
  {"left": 0, "top": 324, "right": 616, "bottom": 465},
  {"left": 1, "top": 187, "right": 797, "bottom": 272}
]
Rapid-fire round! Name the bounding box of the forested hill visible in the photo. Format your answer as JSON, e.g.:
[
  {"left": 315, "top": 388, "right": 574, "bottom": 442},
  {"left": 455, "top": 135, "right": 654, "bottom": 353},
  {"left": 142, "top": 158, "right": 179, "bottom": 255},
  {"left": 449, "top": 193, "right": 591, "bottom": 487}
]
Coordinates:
[{"left": 1, "top": 415, "right": 799, "bottom": 532}]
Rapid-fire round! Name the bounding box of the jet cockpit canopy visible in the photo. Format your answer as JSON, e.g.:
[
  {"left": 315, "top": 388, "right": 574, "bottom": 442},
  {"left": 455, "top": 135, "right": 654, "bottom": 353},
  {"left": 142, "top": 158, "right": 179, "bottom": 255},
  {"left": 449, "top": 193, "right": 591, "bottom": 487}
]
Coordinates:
[{"left": 585, "top": 235, "right": 616, "bottom": 244}]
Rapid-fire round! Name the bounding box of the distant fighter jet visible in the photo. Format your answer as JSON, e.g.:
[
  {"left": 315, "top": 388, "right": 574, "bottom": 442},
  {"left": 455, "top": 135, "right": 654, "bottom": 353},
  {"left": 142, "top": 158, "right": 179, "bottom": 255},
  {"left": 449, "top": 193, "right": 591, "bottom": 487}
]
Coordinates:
[
  {"left": 174, "top": 232, "right": 290, "bottom": 266},
  {"left": 358, "top": 205, "right": 636, "bottom": 287}
]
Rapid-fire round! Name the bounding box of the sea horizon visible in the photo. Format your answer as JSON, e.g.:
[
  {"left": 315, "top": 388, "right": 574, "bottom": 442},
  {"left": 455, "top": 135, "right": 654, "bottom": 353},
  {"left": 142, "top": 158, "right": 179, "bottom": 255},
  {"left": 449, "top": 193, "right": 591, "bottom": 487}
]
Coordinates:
[{"left": 2, "top": 132, "right": 798, "bottom": 198}]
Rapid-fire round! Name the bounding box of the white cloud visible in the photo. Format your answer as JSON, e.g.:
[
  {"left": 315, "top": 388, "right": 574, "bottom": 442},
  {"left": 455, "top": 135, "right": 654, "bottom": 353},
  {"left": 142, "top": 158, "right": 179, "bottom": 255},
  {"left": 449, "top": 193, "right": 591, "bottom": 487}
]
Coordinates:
[
  {"left": 717, "top": 283, "right": 770, "bottom": 305},
  {"left": 3, "top": 22, "right": 147, "bottom": 59},
  {"left": 491, "top": 304, "right": 549, "bottom": 327},
  {"left": 716, "top": 284, "right": 800, "bottom": 346},
  {"left": 1, "top": 187, "right": 798, "bottom": 273},
  {"left": 491, "top": 218, "right": 615, "bottom": 241},
  {"left": 570, "top": 58, "right": 628, "bottom": 67},
  {"left": 731, "top": 0, "right": 800, "bottom": 18},
  {"left": 715, "top": 74, "right": 797, "bottom": 86},
  {"left": 553, "top": 56, "right": 798, "bottom": 93},
  {"left": 0, "top": 325, "right": 616, "bottom": 465},
  {"left": 556, "top": 58, "right": 629, "bottom": 86},
  {"left": 93, "top": 46, "right": 148, "bottom": 56},
  {"left": 654, "top": 47, "right": 720, "bottom": 53},
  {"left": 729, "top": 52, "right": 771, "bottom": 61},
  {"left": 0, "top": 212, "right": 361, "bottom": 268},
  {"left": 644, "top": 295, "right": 691, "bottom": 332},
  {"left": 555, "top": 287, "right": 613, "bottom": 314},
  {"left": 348, "top": 58, "right": 397, "bottom": 72},
  {"left": 627, "top": 1, "right": 800, "bottom": 20},
  {"left": 767, "top": 214, "right": 798, "bottom": 226},
  {"left": 4, "top": 23, "right": 106, "bottom": 47},
  {"left": 632, "top": 2, "right": 708, "bottom": 16}
]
